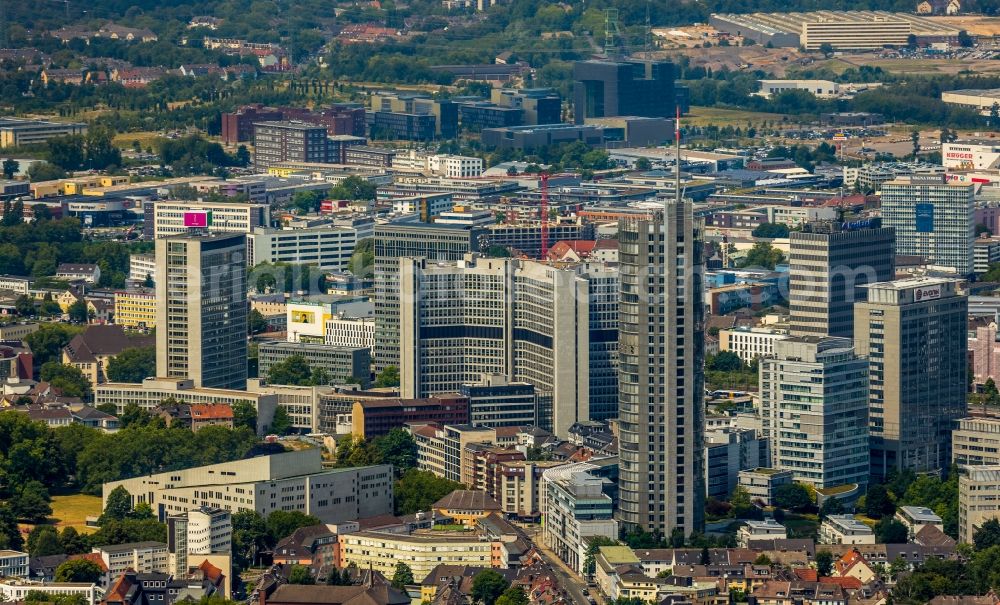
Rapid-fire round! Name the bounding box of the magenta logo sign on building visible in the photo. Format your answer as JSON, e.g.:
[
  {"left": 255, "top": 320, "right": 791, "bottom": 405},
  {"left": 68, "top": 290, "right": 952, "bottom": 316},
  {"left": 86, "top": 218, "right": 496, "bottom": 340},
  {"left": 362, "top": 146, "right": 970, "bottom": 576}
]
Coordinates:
[{"left": 183, "top": 211, "right": 212, "bottom": 227}]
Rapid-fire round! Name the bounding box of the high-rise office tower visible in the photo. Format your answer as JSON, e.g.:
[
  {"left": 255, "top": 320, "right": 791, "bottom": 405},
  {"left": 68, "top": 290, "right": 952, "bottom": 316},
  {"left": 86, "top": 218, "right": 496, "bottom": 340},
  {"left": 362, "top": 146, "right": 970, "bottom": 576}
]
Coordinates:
[
  {"left": 854, "top": 277, "right": 968, "bottom": 479},
  {"left": 759, "top": 337, "right": 870, "bottom": 489},
  {"left": 616, "top": 197, "right": 705, "bottom": 537},
  {"left": 572, "top": 59, "right": 677, "bottom": 123},
  {"left": 156, "top": 232, "right": 248, "bottom": 389},
  {"left": 788, "top": 221, "right": 895, "bottom": 338},
  {"left": 373, "top": 217, "right": 482, "bottom": 373},
  {"left": 881, "top": 175, "right": 975, "bottom": 276},
  {"left": 399, "top": 255, "right": 617, "bottom": 436}
]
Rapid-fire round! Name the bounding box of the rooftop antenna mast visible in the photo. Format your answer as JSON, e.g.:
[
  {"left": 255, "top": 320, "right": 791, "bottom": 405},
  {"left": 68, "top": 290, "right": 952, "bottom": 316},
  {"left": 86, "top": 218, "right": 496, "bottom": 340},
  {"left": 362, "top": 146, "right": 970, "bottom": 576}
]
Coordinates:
[
  {"left": 675, "top": 106, "right": 681, "bottom": 206},
  {"left": 603, "top": 8, "right": 620, "bottom": 58},
  {"left": 644, "top": 0, "right": 652, "bottom": 57}
]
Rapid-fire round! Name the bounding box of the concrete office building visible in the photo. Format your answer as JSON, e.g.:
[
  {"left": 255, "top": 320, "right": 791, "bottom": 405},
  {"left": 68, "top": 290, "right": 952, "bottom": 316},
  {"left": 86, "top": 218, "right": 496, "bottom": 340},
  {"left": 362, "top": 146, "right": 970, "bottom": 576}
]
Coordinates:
[
  {"left": 246, "top": 380, "right": 324, "bottom": 433},
  {"left": 616, "top": 198, "right": 705, "bottom": 537},
  {"left": 96, "top": 378, "right": 278, "bottom": 430},
  {"left": 130, "top": 254, "right": 157, "bottom": 284},
  {"left": 541, "top": 463, "right": 617, "bottom": 575},
  {"left": 257, "top": 341, "right": 370, "bottom": 386},
  {"left": 247, "top": 218, "right": 373, "bottom": 272},
  {"left": 152, "top": 200, "right": 269, "bottom": 239},
  {"left": 103, "top": 449, "right": 393, "bottom": 524},
  {"left": 0, "top": 118, "right": 87, "bottom": 148},
  {"left": 337, "top": 532, "right": 495, "bottom": 582},
  {"left": 788, "top": 221, "right": 895, "bottom": 339},
  {"left": 156, "top": 232, "right": 248, "bottom": 390},
  {"left": 709, "top": 11, "right": 960, "bottom": 49},
  {"left": 953, "top": 416, "right": 1000, "bottom": 467},
  {"left": 252, "top": 121, "right": 331, "bottom": 170},
  {"left": 490, "top": 88, "right": 562, "bottom": 125},
  {"left": 325, "top": 316, "right": 375, "bottom": 350},
  {"left": 705, "top": 427, "right": 766, "bottom": 500},
  {"left": 373, "top": 217, "right": 482, "bottom": 372},
  {"left": 759, "top": 337, "right": 870, "bottom": 489},
  {"left": 399, "top": 255, "right": 616, "bottom": 436},
  {"left": 0, "top": 551, "right": 27, "bottom": 578},
  {"left": 352, "top": 394, "right": 469, "bottom": 439},
  {"left": 881, "top": 175, "right": 975, "bottom": 276},
  {"left": 718, "top": 327, "right": 788, "bottom": 364},
  {"left": 854, "top": 278, "right": 968, "bottom": 478},
  {"left": 369, "top": 92, "right": 458, "bottom": 139},
  {"left": 573, "top": 59, "right": 677, "bottom": 123},
  {"left": 959, "top": 465, "right": 1000, "bottom": 544},
  {"left": 167, "top": 507, "right": 232, "bottom": 578},
  {"left": 459, "top": 374, "right": 537, "bottom": 428},
  {"left": 93, "top": 542, "right": 169, "bottom": 576}
]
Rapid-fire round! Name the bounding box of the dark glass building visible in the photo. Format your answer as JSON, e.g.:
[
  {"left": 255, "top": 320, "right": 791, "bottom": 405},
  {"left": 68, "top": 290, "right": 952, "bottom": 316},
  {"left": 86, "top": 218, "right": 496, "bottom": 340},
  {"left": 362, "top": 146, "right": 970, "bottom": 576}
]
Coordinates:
[{"left": 573, "top": 59, "right": 677, "bottom": 123}]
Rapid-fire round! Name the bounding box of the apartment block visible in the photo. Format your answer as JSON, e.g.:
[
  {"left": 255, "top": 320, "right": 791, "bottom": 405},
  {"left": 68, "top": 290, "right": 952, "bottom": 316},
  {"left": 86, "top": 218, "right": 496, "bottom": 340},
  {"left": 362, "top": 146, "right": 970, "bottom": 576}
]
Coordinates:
[
  {"left": 0, "top": 551, "right": 28, "bottom": 578},
  {"left": 103, "top": 449, "right": 393, "bottom": 524},
  {"left": 819, "top": 515, "right": 876, "bottom": 545},
  {"left": 253, "top": 121, "right": 331, "bottom": 170}
]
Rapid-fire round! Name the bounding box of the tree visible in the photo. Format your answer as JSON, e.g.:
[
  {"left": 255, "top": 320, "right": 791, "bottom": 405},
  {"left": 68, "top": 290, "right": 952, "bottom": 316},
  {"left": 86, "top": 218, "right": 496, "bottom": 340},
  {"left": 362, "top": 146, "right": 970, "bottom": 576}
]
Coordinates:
[
  {"left": 12, "top": 480, "right": 52, "bottom": 523},
  {"left": 329, "top": 176, "right": 376, "bottom": 201},
  {"left": 27, "top": 525, "right": 62, "bottom": 557},
  {"left": 67, "top": 299, "right": 89, "bottom": 324},
  {"left": 374, "top": 366, "right": 400, "bottom": 388},
  {"left": 375, "top": 429, "right": 417, "bottom": 473},
  {"left": 250, "top": 309, "right": 269, "bottom": 334},
  {"left": 15, "top": 295, "right": 34, "bottom": 316},
  {"left": 290, "top": 190, "right": 322, "bottom": 214},
  {"left": 326, "top": 567, "right": 353, "bottom": 585},
  {"left": 819, "top": 496, "right": 844, "bottom": 520},
  {"left": 60, "top": 527, "right": 89, "bottom": 555},
  {"left": 48, "top": 135, "right": 86, "bottom": 171},
  {"left": 394, "top": 469, "right": 463, "bottom": 515},
  {"left": 739, "top": 242, "right": 785, "bottom": 269},
  {"left": 495, "top": 587, "right": 528, "bottom": 605},
  {"left": 2, "top": 158, "right": 19, "bottom": 179},
  {"left": 25, "top": 324, "right": 83, "bottom": 367},
  {"left": 40, "top": 362, "right": 91, "bottom": 399},
  {"left": 0, "top": 503, "right": 23, "bottom": 551},
  {"left": 26, "top": 162, "right": 67, "bottom": 182},
  {"left": 875, "top": 518, "right": 908, "bottom": 544},
  {"left": 232, "top": 400, "right": 258, "bottom": 433},
  {"left": 752, "top": 223, "right": 790, "bottom": 238},
  {"left": 101, "top": 485, "right": 134, "bottom": 523},
  {"left": 106, "top": 347, "right": 156, "bottom": 383},
  {"left": 816, "top": 551, "right": 834, "bottom": 577},
  {"left": 288, "top": 565, "right": 316, "bottom": 585},
  {"left": 706, "top": 351, "right": 744, "bottom": 372},
  {"left": 270, "top": 407, "right": 293, "bottom": 435},
  {"left": 267, "top": 355, "right": 329, "bottom": 387},
  {"left": 391, "top": 562, "right": 414, "bottom": 588},
  {"left": 55, "top": 559, "right": 104, "bottom": 583},
  {"left": 819, "top": 42, "right": 834, "bottom": 56},
  {"left": 974, "top": 518, "right": 1000, "bottom": 551},
  {"left": 266, "top": 510, "right": 320, "bottom": 543},
  {"left": 471, "top": 569, "right": 510, "bottom": 605},
  {"left": 347, "top": 238, "right": 374, "bottom": 278},
  {"left": 754, "top": 553, "right": 772, "bottom": 565},
  {"left": 634, "top": 157, "right": 652, "bottom": 171},
  {"left": 773, "top": 483, "right": 812, "bottom": 511},
  {"left": 232, "top": 510, "right": 268, "bottom": 570},
  {"left": 484, "top": 245, "right": 511, "bottom": 258},
  {"left": 865, "top": 484, "right": 896, "bottom": 519},
  {"left": 583, "top": 536, "right": 618, "bottom": 576}
]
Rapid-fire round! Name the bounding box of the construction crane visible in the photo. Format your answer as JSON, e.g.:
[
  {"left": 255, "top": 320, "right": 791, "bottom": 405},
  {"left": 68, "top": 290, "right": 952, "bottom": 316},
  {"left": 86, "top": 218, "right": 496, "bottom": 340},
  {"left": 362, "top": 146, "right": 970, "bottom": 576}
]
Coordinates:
[{"left": 540, "top": 172, "right": 549, "bottom": 259}]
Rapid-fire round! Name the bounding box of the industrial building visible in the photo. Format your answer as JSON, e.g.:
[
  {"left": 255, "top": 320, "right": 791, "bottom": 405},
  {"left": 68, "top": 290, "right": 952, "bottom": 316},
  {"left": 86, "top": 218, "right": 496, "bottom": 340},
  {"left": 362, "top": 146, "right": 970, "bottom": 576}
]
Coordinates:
[
  {"left": 942, "top": 89, "right": 1000, "bottom": 116},
  {"left": 710, "top": 11, "right": 962, "bottom": 49},
  {"left": 0, "top": 118, "right": 87, "bottom": 148}
]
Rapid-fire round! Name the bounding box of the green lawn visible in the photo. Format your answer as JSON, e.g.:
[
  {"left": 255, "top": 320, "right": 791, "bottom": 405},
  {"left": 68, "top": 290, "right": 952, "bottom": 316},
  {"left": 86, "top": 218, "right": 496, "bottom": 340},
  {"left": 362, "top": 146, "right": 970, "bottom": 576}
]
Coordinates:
[
  {"left": 49, "top": 493, "right": 102, "bottom": 533},
  {"left": 431, "top": 524, "right": 468, "bottom": 531},
  {"left": 782, "top": 515, "right": 819, "bottom": 539}
]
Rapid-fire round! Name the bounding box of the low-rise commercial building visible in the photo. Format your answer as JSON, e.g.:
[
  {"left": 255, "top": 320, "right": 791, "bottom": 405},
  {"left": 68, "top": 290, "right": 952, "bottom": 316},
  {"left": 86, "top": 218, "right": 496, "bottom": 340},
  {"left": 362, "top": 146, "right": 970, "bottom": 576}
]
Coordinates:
[
  {"left": 102, "top": 449, "right": 393, "bottom": 524},
  {"left": 0, "top": 118, "right": 87, "bottom": 148},
  {"left": 257, "top": 341, "right": 370, "bottom": 386},
  {"left": 337, "top": 531, "right": 496, "bottom": 582},
  {"left": 93, "top": 542, "right": 169, "bottom": 576},
  {"left": 0, "top": 551, "right": 28, "bottom": 578},
  {"left": 738, "top": 519, "right": 788, "bottom": 548},
  {"left": 352, "top": 395, "right": 469, "bottom": 439},
  {"left": 115, "top": 289, "right": 157, "bottom": 330},
  {"left": 819, "top": 515, "right": 877, "bottom": 545},
  {"left": 738, "top": 468, "right": 793, "bottom": 506}
]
